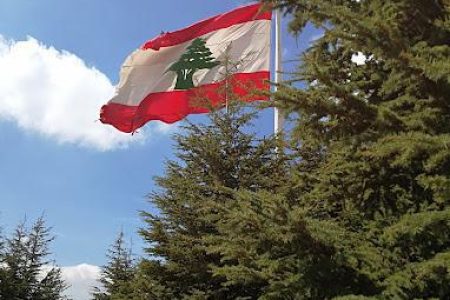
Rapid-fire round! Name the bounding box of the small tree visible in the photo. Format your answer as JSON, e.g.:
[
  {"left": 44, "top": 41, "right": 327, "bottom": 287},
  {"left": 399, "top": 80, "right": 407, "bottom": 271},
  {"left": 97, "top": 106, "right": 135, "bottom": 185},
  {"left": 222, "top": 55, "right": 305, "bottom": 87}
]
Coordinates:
[
  {"left": 134, "top": 88, "right": 288, "bottom": 299},
  {"left": 92, "top": 231, "right": 135, "bottom": 300},
  {"left": 168, "top": 38, "right": 220, "bottom": 89},
  {"left": 0, "top": 217, "right": 67, "bottom": 300}
]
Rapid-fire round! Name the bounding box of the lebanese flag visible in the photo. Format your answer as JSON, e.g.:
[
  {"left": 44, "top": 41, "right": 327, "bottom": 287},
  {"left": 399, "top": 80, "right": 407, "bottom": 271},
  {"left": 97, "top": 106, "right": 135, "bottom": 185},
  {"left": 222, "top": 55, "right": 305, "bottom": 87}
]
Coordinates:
[{"left": 100, "top": 3, "right": 272, "bottom": 133}]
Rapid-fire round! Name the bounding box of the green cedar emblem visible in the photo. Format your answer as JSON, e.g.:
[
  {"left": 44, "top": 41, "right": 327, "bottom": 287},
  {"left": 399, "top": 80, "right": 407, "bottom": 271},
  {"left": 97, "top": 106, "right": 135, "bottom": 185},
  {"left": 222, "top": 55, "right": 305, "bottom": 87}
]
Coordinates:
[{"left": 168, "top": 38, "right": 220, "bottom": 90}]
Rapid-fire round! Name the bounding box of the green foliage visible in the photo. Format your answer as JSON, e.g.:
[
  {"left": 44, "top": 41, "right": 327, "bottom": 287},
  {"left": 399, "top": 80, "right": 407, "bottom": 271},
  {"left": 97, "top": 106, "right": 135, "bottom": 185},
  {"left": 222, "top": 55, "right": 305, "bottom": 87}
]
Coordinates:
[
  {"left": 92, "top": 231, "right": 135, "bottom": 300},
  {"left": 0, "top": 217, "right": 67, "bottom": 300},
  {"left": 135, "top": 95, "right": 288, "bottom": 299},
  {"left": 256, "top": 0, "right": 450, "bottom": 298}
]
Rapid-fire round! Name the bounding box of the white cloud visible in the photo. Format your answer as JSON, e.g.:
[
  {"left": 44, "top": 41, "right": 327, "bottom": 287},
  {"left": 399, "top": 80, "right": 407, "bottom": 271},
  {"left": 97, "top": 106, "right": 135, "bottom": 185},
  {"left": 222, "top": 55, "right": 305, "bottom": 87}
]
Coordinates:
[
  {"left": 61, "top": 263, "right": 101, "bottom": 300},
  {"left": 0, "top": 36, "right": 152, "bottom": 151}
]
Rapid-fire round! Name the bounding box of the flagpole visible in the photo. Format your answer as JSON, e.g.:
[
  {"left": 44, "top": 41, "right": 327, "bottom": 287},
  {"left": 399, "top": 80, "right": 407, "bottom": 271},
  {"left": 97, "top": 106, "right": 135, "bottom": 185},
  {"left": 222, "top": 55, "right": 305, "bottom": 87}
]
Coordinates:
[{"left": 273, "top": 9, "right": 284, "bottom": 134}]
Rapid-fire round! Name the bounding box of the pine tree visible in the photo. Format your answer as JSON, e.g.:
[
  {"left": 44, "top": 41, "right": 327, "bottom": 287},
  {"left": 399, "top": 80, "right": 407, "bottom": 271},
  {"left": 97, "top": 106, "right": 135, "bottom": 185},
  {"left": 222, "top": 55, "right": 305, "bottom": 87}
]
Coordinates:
[
  {"left": 135, "top": 87, "right": 288, "bottom": 299},
  {"left": 0, "top": 217, "right": 67, "bottom": 300},
  {"left": 222, "top": 0, "right": 450, "bottom": 298},
  {"left": 92, "top": 231, "right": 135, "bottom": 300}
]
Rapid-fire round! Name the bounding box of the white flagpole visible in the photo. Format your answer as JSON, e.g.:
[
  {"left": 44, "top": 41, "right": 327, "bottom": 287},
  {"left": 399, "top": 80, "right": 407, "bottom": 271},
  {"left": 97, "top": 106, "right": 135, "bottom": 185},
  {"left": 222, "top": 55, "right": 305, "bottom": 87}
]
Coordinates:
[{"left": 273, "top": 9, "right": 284, "bottom": 134}]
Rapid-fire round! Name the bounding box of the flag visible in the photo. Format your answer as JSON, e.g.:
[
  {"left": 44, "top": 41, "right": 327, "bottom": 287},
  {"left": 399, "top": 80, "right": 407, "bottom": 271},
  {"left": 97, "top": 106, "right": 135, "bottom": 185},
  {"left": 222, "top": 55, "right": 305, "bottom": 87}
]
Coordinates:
[{"left": 100, "top": 3, "right": 272, "bottom": 133}]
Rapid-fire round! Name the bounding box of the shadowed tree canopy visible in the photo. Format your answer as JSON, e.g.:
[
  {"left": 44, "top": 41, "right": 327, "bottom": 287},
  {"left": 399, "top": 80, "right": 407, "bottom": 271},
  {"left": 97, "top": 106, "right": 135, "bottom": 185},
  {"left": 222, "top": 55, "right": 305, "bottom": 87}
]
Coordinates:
[{"left": 257, "top": 0, "right": 450, "bottom": 298}]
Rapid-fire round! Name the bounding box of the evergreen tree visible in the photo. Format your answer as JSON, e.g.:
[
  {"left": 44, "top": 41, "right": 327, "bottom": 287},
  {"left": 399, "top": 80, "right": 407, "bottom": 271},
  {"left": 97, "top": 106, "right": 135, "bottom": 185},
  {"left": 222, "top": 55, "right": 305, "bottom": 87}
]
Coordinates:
[
  {"left": 216, "top": 0, "right": 450, "bottom": 298},
  {"left": 0, "top": 217, "right": 67, "bottom": 300},
  {"left": 135, "top": 90, "right": 288, "bottom": 299},
  {"left": 92, "top": 231, "right": 135, "bottom": 300}
]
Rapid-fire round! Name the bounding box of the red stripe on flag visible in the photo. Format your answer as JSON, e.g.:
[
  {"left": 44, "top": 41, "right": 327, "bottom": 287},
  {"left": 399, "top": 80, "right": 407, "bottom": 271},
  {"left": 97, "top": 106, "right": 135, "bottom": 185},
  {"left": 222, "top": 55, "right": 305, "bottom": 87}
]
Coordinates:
[
  {"left": 142, "top": 4, "right": 272, "bottom": 51},
  {"left": 100, "top": 71, "right": 270, "bottom": 133}
]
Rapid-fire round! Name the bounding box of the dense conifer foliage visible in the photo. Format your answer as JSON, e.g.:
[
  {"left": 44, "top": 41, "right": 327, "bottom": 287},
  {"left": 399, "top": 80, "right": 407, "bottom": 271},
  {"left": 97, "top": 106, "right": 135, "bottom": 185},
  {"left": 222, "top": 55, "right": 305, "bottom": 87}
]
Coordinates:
[
  {"left": 133, "top": 98, "right": 289, "bottom": 299},
  {"left": 0, "top": 217, "right": 67, "bottom": 300},
  {"left": 257, "top": 0, "right": 450, "bottom": 298}
]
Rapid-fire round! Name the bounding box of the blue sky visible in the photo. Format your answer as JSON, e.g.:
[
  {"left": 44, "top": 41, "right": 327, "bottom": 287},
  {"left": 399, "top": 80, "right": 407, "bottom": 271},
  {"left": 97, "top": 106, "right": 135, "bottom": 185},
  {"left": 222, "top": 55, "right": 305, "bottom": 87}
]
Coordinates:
[{"left": 0, "top": 1, "right": 320, "bottom": 297}]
